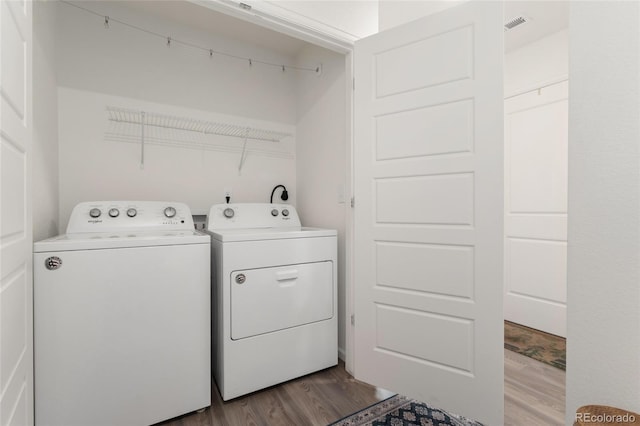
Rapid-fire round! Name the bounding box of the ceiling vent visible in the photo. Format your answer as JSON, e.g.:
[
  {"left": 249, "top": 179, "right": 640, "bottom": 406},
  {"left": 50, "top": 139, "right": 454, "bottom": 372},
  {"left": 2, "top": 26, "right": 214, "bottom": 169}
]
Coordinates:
[{"left": 504, "top": 16, "right": 529, "bottom": 32}]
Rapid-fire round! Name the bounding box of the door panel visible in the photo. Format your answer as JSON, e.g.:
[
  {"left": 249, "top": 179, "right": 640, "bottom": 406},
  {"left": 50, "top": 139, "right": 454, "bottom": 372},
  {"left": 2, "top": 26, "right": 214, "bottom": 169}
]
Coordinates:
[
  {"left": 375, "top": 99, "right": 474, "bottom": 160},
  {"left": 376, "top": 242, "right": 474, "bottom": 298},
  {"left": 354, "top": 2, "right": 503, "bottom": 424},
  {"left": 508, "top": 238, "right": 567, "bottom": 302},
  {"left": 376, "top": 173, "right": 474, "bottom": 225},
  {"left": 504, "top": 80, "right": 568, "bottom": 337},
  {"left": 375, "top": 304, "right": 474, "bottom": 372},
  {"left": 375, "top": 25, "right": 473, "bottom": 98},
  {"left": 0, "top": 1, "right": 33, "bottom": 425}
]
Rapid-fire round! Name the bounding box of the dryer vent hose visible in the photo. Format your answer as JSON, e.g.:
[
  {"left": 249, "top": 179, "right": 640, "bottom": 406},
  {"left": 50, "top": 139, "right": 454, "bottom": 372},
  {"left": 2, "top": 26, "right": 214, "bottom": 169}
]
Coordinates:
[{"left": 270, "top": 185, "right": 289, "bottom": 204}]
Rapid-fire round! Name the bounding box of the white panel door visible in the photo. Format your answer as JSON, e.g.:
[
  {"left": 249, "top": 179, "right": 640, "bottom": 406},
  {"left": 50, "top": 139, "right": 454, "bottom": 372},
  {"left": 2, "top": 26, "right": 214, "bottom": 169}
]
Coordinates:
[
  {"left": 0, "top": 1, "right": 33, "bottom": 426},
  {"left": 504, "top": 80, "right": 568, "bottom": 337},
  {"left": 353, "top": 2, "right": 504, "bottom": 424}
]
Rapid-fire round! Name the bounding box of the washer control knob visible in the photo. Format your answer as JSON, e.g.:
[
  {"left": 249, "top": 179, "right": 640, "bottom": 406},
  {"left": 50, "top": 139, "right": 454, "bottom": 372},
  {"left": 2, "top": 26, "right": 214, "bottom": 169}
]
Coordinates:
[
  {"left": 89, "top": 208, "right": 101, "bottom": 218},
  {"left": 282, "top": 209, "right": 289, "bottom": 217},
  {"left": 223, "top": 208, "right": 235, "bottom": 219},
  {"left": 235, "top": 274, "right": 246, "bottom": 284},
  {"left": 126, "top": 208, "right": 137, "bottom": 218},
  {"left": 271, "top": 209, "right": 279, "bottom": 217},
  {"left": 164, "top": 207, "right": 177, "bottom": 218},
  {"left": 108, "top": 208, "right": 120, "bottom": 218}
]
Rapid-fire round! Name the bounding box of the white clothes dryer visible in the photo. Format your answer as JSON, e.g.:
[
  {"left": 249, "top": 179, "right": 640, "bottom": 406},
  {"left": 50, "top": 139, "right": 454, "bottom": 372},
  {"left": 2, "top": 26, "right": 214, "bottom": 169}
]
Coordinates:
[
  {"left": 204, "top": 203, "right": 337, "bottom": 400},
  {"left": 34, "top": 201, "right": 210, "bottom": 426}
]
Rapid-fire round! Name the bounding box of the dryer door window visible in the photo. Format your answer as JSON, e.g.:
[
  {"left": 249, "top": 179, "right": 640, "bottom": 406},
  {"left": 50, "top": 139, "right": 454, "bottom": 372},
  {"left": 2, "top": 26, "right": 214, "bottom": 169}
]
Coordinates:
[{"left": 230, "top": 261, "right": 333, "bottom": 340}]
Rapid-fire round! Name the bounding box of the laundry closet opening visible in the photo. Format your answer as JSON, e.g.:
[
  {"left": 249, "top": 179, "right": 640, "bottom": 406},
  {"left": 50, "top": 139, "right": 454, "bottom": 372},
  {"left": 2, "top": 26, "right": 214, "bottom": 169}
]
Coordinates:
[{"left": 39, "top": 0, "right": 351, "bottom": 359}]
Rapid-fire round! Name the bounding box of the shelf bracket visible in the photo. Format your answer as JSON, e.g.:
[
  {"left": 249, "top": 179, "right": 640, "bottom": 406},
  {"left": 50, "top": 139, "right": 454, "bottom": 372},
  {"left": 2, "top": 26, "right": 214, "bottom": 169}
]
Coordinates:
[
  {"left": 140, "top": 111, "right": 145, "bottom": 169},
  {"left": 238, "top": 129, "right": 249, "bottom": 174}
]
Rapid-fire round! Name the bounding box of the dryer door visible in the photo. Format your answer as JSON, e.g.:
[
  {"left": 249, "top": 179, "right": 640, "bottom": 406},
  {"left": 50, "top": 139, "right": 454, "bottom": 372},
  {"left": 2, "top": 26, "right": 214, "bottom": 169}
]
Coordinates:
[{"left": 230, "top": 261, "right": 333, "bottom": 340}]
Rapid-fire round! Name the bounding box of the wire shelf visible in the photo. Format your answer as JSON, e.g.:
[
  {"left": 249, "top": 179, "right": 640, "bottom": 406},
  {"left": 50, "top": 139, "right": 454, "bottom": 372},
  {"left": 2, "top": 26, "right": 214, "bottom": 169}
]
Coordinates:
[
  {"left": 104, "top": 106, "right": 294, "bottom": 172},
  {"left": 106, "top": 106, "right": 292, "bottom": 142},
  {"left": 104, "top": 131, "right": 294, "bottom": 159}
]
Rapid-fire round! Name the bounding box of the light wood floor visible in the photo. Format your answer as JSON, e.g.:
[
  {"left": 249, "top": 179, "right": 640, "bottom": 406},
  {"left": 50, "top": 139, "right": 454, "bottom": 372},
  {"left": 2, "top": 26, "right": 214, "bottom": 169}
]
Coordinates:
[
  {"left": 504, "top": 349, "right": 566, "bottom": 425},
  {"left": 159, "top": 350, "right": 565, "bottom": 426}
]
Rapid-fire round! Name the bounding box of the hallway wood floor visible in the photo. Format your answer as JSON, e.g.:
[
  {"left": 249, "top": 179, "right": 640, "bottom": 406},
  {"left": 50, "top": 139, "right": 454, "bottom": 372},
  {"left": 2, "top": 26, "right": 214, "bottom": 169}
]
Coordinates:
[
  {"left": 504, "top": 349, "right": 565, "bottom": 425},
  {"left": 159, "top": 350, "right": 565, "bottom": 426}
]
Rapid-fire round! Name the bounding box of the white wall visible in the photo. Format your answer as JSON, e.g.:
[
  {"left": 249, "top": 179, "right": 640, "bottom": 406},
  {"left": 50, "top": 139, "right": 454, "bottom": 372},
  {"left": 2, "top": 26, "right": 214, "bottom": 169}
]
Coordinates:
[
  {"left": 505, "top": 29, "right": 568, "bottom": 96},
  {"left": 567, "top": 1, "right": 640, "bottom": 421},
  {"left": 58, "top": 88, "right": 297, "bottom": 230},
  {"left": 33, "top": 0, "right": 59, "bottom": 241},
  {"left": 54, "top": 0, "right": 352, "bottom": 359},
  {"left": 265, "top": 0, "right": 378, "bottom": 39},
  {"left": 56, "top": 1, "right": 297, "bottom": 123},
  {"left": 295, "top": 45, "right": 347, "bottom": 357},
  {"left": 378, "top": 0, "right": 464, "bottom": 31},
  {"left": 55, "top": 1, "right": 300, "bottom": 227}
]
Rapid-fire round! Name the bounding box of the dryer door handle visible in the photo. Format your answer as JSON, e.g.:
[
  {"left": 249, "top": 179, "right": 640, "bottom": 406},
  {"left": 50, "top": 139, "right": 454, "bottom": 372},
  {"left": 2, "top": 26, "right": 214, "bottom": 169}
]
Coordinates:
[{"left": 275, "top": 269, "right": 298, "bottom": 281}]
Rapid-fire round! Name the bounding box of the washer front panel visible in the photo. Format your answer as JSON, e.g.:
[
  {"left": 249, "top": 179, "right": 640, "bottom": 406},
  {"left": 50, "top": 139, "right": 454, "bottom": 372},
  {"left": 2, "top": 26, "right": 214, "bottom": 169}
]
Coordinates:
[{"left": 34, "top": 243, "right": 211, "bottom": 425}]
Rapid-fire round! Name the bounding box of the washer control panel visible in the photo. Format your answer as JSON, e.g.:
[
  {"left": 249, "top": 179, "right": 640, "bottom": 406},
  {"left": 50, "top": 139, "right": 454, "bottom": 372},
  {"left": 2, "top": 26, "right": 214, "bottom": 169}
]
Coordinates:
[
  {"left": 206, "top": 203, "right": 301, "bottom": 230},
  {"left": 66, "top": 201, "right": 196, "bottom": 233}
]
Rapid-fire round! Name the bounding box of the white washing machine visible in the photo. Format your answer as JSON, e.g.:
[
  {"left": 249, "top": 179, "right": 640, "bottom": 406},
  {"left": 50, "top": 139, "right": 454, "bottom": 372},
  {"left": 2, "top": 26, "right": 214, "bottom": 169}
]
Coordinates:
[
  {"left": 34, "top": 201, "right": 211, "bottom": 426},
  {"left": 205, "top": 203, "right": 337, "bottom": 400}
]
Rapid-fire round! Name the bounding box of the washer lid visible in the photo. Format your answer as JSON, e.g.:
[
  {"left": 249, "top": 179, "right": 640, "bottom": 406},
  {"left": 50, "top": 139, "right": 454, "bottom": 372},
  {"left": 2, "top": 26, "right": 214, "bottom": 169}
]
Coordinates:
[
  {"left": 34, "top": 230, "right": 210, "bottom": 252},
  {"left": 206, "top": 226, "right": 336, "bottom": 242}
]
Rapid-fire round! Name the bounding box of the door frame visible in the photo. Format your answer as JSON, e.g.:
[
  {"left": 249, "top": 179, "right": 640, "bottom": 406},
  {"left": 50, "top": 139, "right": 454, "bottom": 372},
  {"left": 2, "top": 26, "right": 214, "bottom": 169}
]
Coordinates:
[
  {"left": 1, "top": 0, "right": 34, "bottom": 423},
  {"left": 188, "top": 0, "right": 357, "bottom": 54}
]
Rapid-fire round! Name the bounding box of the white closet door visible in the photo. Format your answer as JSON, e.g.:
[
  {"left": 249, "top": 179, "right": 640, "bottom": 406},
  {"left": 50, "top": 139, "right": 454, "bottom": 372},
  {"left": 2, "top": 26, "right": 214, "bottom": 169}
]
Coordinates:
[
  {"left": 1, "top": 1, "right": 34, "bottom": 425},
  {"left": 504, "top": 80, "right": 568, "bottom": 337},
  {"left": 353, "top": 2, "right": 504, "bottom": 424}
]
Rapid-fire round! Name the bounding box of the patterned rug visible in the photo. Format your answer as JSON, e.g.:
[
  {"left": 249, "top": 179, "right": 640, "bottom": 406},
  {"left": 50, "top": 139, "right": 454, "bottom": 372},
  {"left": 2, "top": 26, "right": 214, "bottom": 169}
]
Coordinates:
[
  {"left": 504, "top": 321, "right": 566, "bottom": 370},
  {"left": 328, "top": 395, "right": 483, "bottom": 426}
]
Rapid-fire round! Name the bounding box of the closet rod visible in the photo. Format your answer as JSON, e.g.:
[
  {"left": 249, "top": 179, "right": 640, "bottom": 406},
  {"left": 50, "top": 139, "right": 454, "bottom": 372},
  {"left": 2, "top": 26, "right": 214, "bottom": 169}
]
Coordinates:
[
  {"left": 504, "top": 77, "right": 568, "bottom": 100},
  {"left": 59, "top": 0, "right": 321, "bottom": 74}
]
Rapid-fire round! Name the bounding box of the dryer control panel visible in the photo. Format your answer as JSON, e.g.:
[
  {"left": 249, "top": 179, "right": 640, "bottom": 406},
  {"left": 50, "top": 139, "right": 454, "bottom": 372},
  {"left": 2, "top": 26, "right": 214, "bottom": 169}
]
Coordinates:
[
  {"left": 66, "top": 201, "right": 195, "bottom": 233},
  {"left": 206, "top": 203, "right": 301, "bottom": 230}
]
